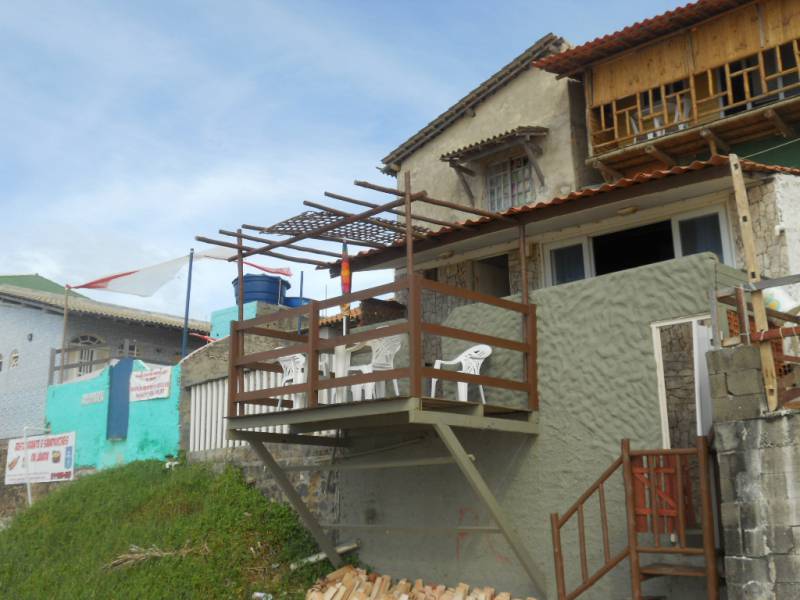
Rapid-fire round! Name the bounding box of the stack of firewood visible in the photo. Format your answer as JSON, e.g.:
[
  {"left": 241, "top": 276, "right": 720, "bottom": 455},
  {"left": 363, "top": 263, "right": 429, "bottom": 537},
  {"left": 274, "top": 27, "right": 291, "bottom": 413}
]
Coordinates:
[{"left": 306, "top": 565, "right": 538, "bottom": 600}]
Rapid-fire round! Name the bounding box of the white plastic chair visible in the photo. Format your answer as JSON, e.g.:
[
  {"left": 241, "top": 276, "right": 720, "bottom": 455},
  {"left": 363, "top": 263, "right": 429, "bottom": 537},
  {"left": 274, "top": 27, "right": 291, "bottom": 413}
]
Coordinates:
[
  {"left": 430, "top": 344, "right": 492, "bottom": 404},
  {"left": 349, "top": 335, "right": 404, "bottom": 400},
  {"left": 276, "top": 353, "right": 306, "bottom": 408}
]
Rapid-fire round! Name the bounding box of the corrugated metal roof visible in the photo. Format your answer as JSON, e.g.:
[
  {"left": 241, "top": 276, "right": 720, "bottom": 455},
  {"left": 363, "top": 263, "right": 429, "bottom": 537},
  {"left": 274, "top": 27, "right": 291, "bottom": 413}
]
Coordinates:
[
  {"left": 0, "top": 274, "right": 82, "bottom": 296},
  {"left": 0, "top": 284, "right": 210, "bottom": 333},
  {"left": 439, "top": 126, "right": 548, "bottom": 161},
  {"left": 345, "top": 155, "right": 800, "bottom": 265},
  {"left": 381, "top": 33, "right": 565, "bottom": 170},
  {"left": 534, "top": 0, "right": 750, "bottom": 76}
]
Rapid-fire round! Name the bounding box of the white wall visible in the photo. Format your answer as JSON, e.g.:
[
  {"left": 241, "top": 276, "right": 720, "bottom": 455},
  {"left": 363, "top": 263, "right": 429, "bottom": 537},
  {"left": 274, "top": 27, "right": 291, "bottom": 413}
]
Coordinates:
[{"left": 0, "top": 304, "right": 62, "bottom": 439}]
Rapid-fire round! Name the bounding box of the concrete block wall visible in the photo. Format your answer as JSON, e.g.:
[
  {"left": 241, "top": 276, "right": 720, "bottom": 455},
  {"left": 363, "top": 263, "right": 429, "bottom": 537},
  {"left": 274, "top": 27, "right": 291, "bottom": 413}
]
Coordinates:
[
  {"left": 707, "top": 346, "right": 768, "bottom": 422},
  {"left": 710, "top": 345, "right": 800, "bottom": 599}
]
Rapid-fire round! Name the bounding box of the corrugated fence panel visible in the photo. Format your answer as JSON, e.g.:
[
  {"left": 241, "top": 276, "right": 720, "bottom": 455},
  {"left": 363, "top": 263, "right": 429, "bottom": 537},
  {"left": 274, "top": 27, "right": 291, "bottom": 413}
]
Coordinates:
[{"left": 188, "top": 371, "right": 290, "bottom": 452}]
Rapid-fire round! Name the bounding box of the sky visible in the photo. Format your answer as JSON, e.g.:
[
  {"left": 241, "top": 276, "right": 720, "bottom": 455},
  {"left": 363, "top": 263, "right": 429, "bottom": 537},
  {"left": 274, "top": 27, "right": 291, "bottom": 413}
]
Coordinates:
[{"left": 0, "top": 0, "right": 684, "bottom": 321}]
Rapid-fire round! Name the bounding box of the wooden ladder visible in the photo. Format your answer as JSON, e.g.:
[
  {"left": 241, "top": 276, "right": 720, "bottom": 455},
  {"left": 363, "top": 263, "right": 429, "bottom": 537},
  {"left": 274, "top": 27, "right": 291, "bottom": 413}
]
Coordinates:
[{"left": 550, "top": 437, "right": 718, "bottom": 600}]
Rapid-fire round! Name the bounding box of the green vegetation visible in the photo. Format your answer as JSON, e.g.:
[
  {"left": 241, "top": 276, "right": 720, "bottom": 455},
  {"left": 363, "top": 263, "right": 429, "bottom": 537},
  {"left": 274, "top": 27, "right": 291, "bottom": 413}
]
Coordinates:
[{"left": 0, "top": 460, "right": 341, "bottom": 599}]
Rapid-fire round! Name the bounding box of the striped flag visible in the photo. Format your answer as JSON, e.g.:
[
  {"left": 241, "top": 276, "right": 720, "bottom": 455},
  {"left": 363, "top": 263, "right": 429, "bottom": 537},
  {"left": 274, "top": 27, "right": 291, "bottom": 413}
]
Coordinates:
[{"left": 70, "top": 250, "right": 292, "bottom": 297}]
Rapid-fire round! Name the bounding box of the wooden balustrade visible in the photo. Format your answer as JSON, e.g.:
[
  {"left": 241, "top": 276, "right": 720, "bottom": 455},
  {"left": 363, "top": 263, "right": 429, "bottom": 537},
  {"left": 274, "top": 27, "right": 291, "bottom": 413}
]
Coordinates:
[
  {"left": 226, "top": 273, "right": 539, "bottom": 418},
  {"left": 550, "top": 437, "right": 718, "bottom": 600}
]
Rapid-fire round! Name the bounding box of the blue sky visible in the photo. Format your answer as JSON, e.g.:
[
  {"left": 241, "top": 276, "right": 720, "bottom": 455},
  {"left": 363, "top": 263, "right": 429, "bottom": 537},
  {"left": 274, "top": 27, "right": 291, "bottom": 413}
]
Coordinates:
[{"left": 1, "top": 0, "right": 683, "bottom": 320}]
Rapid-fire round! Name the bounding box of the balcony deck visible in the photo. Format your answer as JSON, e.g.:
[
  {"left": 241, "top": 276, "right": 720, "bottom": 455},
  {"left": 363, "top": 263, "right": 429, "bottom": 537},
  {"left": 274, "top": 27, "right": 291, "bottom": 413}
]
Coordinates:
[{"left": 227, "top": 396, "right": 537, "bottom": 442}]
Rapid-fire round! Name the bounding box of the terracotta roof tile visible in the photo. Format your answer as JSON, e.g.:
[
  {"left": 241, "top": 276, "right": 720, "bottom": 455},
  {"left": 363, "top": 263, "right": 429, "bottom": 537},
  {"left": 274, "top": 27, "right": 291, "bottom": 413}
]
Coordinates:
[
  {"left": 343, "top": 155, "right": 800, "bottom": 265},
  {"left": 0, "top": 284, "right": 209, "bottom": 333},
  {"left": 534, "top": 0, "right": 751, "bottom": 76}
]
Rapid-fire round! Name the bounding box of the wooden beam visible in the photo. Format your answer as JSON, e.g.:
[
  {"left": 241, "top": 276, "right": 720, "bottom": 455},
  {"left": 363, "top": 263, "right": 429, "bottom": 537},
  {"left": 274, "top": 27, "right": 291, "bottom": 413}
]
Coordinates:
[
  {"left": 450, "top": 165, "right": 476, "bottom": 206},
  {"left": 324, "top": 191, "right": 463, "bottom": 229},
  {"left": 645, "top": 144, "right": 676, "bottom": 167},
  {"left": 699, "top": 128, "right": 730, "bottom": 154},
  {"left": 233, "top": 228, "right": 342, "bottom": 258},
  {"left": 448, "top": 161, "right": 476, "bottom": 177},
  {"left": 237, "top": 197, "right": 405, "bottom": 259},
  {"left": 730, "top": 153, "right": 778, "bottom": 411},
  {"left": 765, "top": 108, "right": 795, "bottom": 139},
  {"left": 302, "top": 200, "right": 424, "bottom": 239},
  {"left": 194, "top": 236, "right": 330, "bottom": 267},
  {"left": 592, "top": 159, "right": 623, "bottom": 183},
  {"left": 414, "top": 193, "right": 517, "bottom": 222},
  {"left": 520, "top": 139, "right": 546, "bottom": 187}
]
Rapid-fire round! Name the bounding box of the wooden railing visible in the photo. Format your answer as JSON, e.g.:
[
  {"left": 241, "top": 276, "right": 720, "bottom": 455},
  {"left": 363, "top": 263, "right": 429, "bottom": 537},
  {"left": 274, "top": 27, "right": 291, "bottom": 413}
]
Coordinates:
[
  {"left": 48, "top": 341, "right": 174, "bottom": 385},
  {"left": 551, "top": 437, "right": 718, "bottom": 600},
  {"left": 227, "top": 273, "right": 538, "bottom": 418}
]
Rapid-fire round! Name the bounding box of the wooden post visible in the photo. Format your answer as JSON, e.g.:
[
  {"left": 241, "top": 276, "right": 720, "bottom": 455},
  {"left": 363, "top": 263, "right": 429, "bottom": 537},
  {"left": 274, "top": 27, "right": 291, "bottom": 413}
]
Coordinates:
[
  {"left": 550, "top": 513, "right": 567, "bottom": 600},
  {"left": 48, "top": 348, "right": 57, "bottom": 386},
  {"left": 307, "top": 301, "right": 320, "bottom": 408},
  {"left": 729, "top": 154, "right": 778, "bottom": 410},
  {"left": 518, "top": 224, "right": 529, "bottom": 304},
  {"left": 236, "top": 228, "right": 245, "bottom": 322},
  {"left": 621, "top": 439, "right": 642, "bottom": 600},
  {"left": 527, "top": 304, "right": 538, "bottom": 411},
  {"left": 696, "top": 436, "right": 719, "bottom": 600},
  {"left": 404, "top": 171, "right": 422, "bottom": 398},
  {"left": 228, "top": 324, "right": 239, "bottom": 418},
  {"left": 59, "top": 286, "right": 70, "bottom": 383}
]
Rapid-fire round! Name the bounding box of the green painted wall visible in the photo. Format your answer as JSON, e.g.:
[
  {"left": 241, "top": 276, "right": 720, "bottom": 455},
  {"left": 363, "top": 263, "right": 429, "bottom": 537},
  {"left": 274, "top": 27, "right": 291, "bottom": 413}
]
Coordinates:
[
  {"left": 731, "top": 135, "right": 800, "bottom": 168},
  {"left": 46, "top": 361, "right": 181, "bottom": 470},
  {"left": 210, "top": 301, "right": 259, "bottom": 339},
  {"left": 338, "top": 254, "right": 746, "bottom": 599}
]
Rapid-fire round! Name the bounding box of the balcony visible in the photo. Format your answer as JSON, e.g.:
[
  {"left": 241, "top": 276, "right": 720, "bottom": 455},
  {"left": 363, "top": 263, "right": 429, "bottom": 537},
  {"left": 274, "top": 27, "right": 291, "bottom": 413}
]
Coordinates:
[
  {"left": 588, "top": 37, "right": 800, "bottom": 176},
  {"left": 225, "top": 273, "right": 538, "bottom": 439}
]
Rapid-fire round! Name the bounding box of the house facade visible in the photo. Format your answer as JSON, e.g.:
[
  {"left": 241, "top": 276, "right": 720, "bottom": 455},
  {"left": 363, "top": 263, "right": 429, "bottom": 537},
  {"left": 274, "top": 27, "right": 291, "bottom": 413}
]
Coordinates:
[{"left": 0, "top": 275, "right": 208, "bottom": 441}]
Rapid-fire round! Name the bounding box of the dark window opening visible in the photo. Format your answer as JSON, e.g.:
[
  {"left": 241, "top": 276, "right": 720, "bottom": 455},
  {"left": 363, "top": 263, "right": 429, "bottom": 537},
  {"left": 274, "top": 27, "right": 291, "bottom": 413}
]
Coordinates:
[
  {"left": 593, "top": 220, "right": 675, "bottom": 276},
  {"left": 473, "top": 254, "right": 510, "bottom": 297}
]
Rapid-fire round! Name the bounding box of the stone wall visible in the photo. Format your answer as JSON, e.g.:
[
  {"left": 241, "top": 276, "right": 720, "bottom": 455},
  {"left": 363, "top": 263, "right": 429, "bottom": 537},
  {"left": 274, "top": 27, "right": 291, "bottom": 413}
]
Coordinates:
[
  {"left": 189, "top": 445, "right": 338, "bottom": 524},
  {"left": 709, "top": 345, "right": 800, "bottom": 599},
  {"left": 661, "top": 323, "right": 697, "bottom": 449}
]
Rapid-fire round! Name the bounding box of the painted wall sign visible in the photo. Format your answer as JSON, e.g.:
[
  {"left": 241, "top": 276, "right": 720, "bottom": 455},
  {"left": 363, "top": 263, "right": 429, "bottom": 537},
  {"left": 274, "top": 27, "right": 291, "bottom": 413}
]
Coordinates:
[
  {"left": 129, "top": 366, "right": 172, "bottom": 402},
  {"left": 80, "top": 391, "right": 105, "bottom": 405},
  {"left": 4, "top": 432, "right": 75, "bottom": 484}
]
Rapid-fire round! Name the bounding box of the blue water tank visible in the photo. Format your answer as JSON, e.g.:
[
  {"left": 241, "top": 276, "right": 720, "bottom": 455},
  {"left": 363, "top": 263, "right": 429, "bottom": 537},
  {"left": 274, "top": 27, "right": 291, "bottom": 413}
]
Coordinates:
[
  {"left": 283, "top": 296, "right": 311, "bottom": 308},
  {"left": 231, "top": 275, "right": 291, "bottom": 305}
]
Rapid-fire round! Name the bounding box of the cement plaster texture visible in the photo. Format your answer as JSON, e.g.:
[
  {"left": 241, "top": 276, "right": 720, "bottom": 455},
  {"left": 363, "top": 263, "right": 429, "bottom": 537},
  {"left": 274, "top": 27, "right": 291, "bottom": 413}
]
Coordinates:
[{"left": 336, "top": 254, "right": 745, "bottom": 600}]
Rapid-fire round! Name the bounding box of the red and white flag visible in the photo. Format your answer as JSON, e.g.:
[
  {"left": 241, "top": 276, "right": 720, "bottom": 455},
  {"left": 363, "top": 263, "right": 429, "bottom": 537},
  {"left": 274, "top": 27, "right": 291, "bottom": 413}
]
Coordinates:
[{"left": 70, "top": 250, "right": 292, "bottom": 297}]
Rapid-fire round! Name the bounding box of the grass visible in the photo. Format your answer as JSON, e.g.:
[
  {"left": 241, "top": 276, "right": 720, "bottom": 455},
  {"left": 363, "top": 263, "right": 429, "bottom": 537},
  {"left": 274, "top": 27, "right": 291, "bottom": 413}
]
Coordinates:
[{"left": 0, "top": 460, "right": 344, "bottom": 599}]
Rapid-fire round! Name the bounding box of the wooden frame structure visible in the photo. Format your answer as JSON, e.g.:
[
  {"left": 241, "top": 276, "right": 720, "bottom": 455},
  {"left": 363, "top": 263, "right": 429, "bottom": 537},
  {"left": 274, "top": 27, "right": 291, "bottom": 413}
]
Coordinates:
[
  {"left": 195, "top": 173, "right": 544, "bottom": 590},
  {"left": 551, "top": 437, "right": 718, "bottom": 600}
]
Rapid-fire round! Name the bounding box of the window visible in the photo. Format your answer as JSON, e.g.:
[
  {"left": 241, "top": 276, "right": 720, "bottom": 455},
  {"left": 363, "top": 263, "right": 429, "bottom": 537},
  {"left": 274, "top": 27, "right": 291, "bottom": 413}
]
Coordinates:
[
  {"left": 9, "top": 350, "right": 19, "bottom": 369},
  {"left": 118, "top": 340, "right": 139, "bottom": 357},
  {"left": 0, "top": 353, "right": 4, "bottom": 372},
  {"left": 550, "top": 243, "right": 587, "bottom": 285},
  {"left": 545, "top": 208, "right": 731, "bottom": 287},
  {"left": 593, "top": 220, "right": 675, "bottom": 276},
  {"left": 486, "top": 156, "right": 534, "bottom": 212},
  {"left": 70, "top": 335, "right": 104, "bottom": 376}
]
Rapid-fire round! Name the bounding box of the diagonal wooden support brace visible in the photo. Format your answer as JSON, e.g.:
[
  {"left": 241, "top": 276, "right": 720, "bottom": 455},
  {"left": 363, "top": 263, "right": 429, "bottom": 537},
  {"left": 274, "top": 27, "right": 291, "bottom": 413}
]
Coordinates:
[
  {"left": 245, "top": 439, "right": 344, "bottom": 567},
  {"left": 432, "top": 423, "right": 547, "bottom": 595}
]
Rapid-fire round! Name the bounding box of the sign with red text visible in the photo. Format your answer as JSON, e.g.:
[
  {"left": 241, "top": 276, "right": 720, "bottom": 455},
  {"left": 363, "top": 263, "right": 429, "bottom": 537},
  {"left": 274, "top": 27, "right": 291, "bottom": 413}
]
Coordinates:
[
  {"left": 4, "top": 432, "right": 75, "bottom": 485},
  {"left": 129, "top": 366, "right": 172, "bottom": 402}
]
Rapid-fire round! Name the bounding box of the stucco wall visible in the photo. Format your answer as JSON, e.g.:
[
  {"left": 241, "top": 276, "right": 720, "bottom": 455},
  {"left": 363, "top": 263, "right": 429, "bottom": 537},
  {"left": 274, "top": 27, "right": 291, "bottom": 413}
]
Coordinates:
[
  {"left": 336, "top": 254, "right": 746, "bottom": 599},
  {"left": 397, "top": 68, "right": 596, "bottom": 224},
  {"left": 46, "top": 360, "right": 181, "bottom": 469},
  {"left": 0, "top": 304, "right": 63, "bottom": 439}
]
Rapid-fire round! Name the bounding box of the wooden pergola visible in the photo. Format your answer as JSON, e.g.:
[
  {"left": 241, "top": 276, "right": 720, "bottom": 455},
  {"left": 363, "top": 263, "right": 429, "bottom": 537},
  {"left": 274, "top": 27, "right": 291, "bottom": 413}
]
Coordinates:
[{"left": 194, "top": 174, "right": 545, "bottom": 592}]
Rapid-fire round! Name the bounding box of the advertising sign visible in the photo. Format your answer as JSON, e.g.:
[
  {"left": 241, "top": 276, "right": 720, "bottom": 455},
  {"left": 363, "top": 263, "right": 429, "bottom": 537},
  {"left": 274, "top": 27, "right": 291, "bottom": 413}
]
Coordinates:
[
  {"left": 129, "top": 366, "right": 172, "bottom": 402},
  {"left": 4, "top": 432, "right": 75, "bottom": 485}
]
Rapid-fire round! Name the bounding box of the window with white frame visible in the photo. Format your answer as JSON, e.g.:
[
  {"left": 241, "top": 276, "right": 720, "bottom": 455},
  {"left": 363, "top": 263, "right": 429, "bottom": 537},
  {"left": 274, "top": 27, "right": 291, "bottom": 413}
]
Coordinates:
[
  {"left": 486, "top": 156, "right": 534, "bottom": 212},
  {"left": 545, "top": 207, "right": 731, "bottom": 287}
]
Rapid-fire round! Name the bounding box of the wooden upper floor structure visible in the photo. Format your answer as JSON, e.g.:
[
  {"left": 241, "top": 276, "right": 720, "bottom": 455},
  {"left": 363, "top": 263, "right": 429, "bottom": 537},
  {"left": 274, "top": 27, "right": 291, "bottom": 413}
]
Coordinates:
[{"left": 536, "top": 0, "right": 800, "bottom": 178}]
